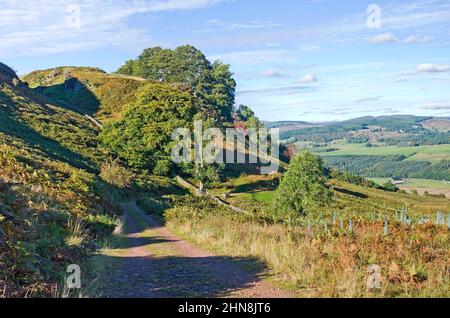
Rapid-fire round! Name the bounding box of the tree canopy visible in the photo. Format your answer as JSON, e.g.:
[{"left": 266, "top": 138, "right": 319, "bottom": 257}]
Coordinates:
[
  {"left": 235, "top": 104, "right": 262, "bottom": 129},
  {"left": 117, "top": 45, "right": 236, "bottom": 123},
  {"left": 99, "top": 83, "right": 200, "bottom": 175},
  {"left": 273, "top": 150, "right": 332, "bottom": 219}
]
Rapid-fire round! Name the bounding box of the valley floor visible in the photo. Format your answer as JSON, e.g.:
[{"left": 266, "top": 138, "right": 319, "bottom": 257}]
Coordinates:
[{"left": 92, "top": 202, "right": 291, "bottom": 298}]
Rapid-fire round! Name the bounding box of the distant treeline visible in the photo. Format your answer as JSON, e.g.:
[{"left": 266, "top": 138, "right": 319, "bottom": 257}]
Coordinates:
[
  {"left": 381, "top": 132, "right": 450, "bottom": 147},
  {"left": 324, "top": 155, "right": 450, "bottom": 180},
  {"left": 281, "top": 115, "right": 450, "bottom": 146}
]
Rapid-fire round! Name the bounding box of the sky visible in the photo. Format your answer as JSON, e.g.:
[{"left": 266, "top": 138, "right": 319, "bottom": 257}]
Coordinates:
[{"left": 1, "top": 0, "right": 450, "bottom": 122}]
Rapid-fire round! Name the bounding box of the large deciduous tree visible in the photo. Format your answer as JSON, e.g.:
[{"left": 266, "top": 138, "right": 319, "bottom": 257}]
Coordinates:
[{"left": 99, "top": 83, "right": 200, "bottom": 175}]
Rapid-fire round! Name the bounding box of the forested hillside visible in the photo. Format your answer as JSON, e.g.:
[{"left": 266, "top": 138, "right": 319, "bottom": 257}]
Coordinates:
[{"left": 272, "top": 116, "right": 450, "bottom": 180}]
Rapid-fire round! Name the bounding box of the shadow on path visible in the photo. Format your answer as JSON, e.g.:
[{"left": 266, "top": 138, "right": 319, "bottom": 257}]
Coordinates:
[{"left": 96, "top": 202, "right": 289, "bottom": 298}]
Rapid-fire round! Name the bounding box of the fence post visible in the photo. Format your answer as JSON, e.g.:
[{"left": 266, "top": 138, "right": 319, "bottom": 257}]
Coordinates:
[
  {"left": 384, "top": 220, "right": 389, "bottom": 237},
  {"left": 349, "top": 219, "right": 353, "bottom": 234}
]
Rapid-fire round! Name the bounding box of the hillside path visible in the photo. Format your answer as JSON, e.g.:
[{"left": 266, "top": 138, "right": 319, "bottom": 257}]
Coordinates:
[{"left": 98, "top": 202, "right": 292, "bottom": 298}]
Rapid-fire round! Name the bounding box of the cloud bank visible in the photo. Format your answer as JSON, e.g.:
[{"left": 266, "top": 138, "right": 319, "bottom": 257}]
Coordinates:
[{"left": 0, "top": 0, "right": 227, "bottom": 57}]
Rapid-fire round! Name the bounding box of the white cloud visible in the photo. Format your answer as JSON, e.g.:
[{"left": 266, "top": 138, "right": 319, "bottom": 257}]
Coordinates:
[
  {"left": 301, "top": 45, "right": 321, "bottom": 52},
  {"left": 417, "top": 63, "right": 450, "bottom": 73},
  {"left": 369, "top": 33, "right": 398, "bottom": 44},
  {"left": 0, "top": 0, "right": 228, "bottom": 58},
  {"left": 403, "top": 35, "right": 433, "bottom": 43},
  {"left": 206, "top": 19, "right": 282, "bottom": 31},
  {"left": 300, "top": 74, "right": 318, "bottom": 83},
  {"left": 356, "top": 96, "right": 383, "bottom": 103},
  {"left": 424, "top": 102, "right": 450, "bottom": 110},
  {"left": 261, "top": 69, "right": 285, "bottom": 78}
]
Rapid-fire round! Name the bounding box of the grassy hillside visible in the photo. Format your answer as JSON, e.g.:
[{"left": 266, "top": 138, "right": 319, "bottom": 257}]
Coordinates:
[
  {"left": 208, "top": 174, "right": 450, "bottom": 219},
  {"left": 0, "top": 63, "right": 122, "bottom": 297},
  {"left": 422, "top": 118, "right": 450, "bottom": 132},
  {"left": 22, "top": 67, "right": 148, "bottom": 120},
  {"left": 160, "top": 173, "right": 450, "bottom": 297}
]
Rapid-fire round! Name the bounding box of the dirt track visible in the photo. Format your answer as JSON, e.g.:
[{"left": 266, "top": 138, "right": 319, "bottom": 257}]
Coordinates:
[{"left": 99, "top": 202, "right": 291, "bottom": 298}]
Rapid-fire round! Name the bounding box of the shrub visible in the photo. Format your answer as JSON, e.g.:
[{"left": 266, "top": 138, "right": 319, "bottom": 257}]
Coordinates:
[
  {"left": 382, "top": 181, "right": 399, "bottom": 192},
  {"left": 100, "top": 158, "right": 133, "bottom": 188},
  {"left": 153, "top": 159, "right": 173, "bottom": 176},
  {"left": 137, "top": 197, "right": 169, "bottom": 217}
]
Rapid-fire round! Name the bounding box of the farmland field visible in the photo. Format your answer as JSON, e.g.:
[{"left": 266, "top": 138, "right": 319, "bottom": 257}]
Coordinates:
[
  {"left": 369, "top": 178, "right": 450, "bottom": 198},
  {"left": 316, "top": 142, "right": 450, "bottom": 162}
]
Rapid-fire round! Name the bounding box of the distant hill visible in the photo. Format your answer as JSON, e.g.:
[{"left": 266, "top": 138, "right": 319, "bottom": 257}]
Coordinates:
[
  {"left": 422, "top": 118, "right": 450, "bottom": 131},
  {"left": 22, "top": 67, "right": 149, "bottom": 120},
  {"left": 267, "top": 115, "right": 449, "bottom": 141},
  {"left": 264, "top": 120, "right": 320, "bottom": 133}
]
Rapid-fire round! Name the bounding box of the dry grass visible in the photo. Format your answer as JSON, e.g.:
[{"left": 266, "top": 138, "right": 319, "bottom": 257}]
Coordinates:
[{"left": 167, "top": 207, "right": 450, "bottom": 298}]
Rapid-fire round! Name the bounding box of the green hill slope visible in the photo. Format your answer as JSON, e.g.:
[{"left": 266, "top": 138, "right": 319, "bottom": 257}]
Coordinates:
[
  {"left": 0, "top": 63, "right": 120, "bottom": 297},
  {"left": 22, "top": 67, "right": 148, "bottom": 120}
]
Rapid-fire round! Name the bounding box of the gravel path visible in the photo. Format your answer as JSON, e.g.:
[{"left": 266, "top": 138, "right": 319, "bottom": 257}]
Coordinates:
[{"left": 100, "top": 202, "right": 291, "bottom": 298}]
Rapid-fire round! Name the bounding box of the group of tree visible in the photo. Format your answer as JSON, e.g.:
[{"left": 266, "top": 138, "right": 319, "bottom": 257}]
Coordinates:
[
  {"left": 103, "top": 45, "right": 333, "bottom": 220},
  {"left": 102, "top": 46, "right": 264, "bottom": 187},
  {"left": 100, "top": 83, "right": 200, "bottom": 175},
  {"left": 116, "top": 45, "right": 236, "bottom": 123}
]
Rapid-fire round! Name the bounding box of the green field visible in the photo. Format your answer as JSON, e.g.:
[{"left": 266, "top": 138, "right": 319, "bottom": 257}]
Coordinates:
[
  {"left": 369, "top": 178, "right": 450, "bottom": 189},
  {"left": 316, "top": 142, "right": 450, "bottom": 162},
  {"left": 239, "top": 190, "right": 275, "bottom": 203}
]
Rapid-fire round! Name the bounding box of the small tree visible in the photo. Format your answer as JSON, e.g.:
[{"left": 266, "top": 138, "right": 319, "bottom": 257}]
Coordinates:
[{"left": 273, "top": 150, "right": 332, "bottom": 219}]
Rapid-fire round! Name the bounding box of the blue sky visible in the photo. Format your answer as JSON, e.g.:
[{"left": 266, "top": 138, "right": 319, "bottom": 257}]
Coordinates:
[{"left": 1, "top": 0, "right": 449, "bottom": 122}]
